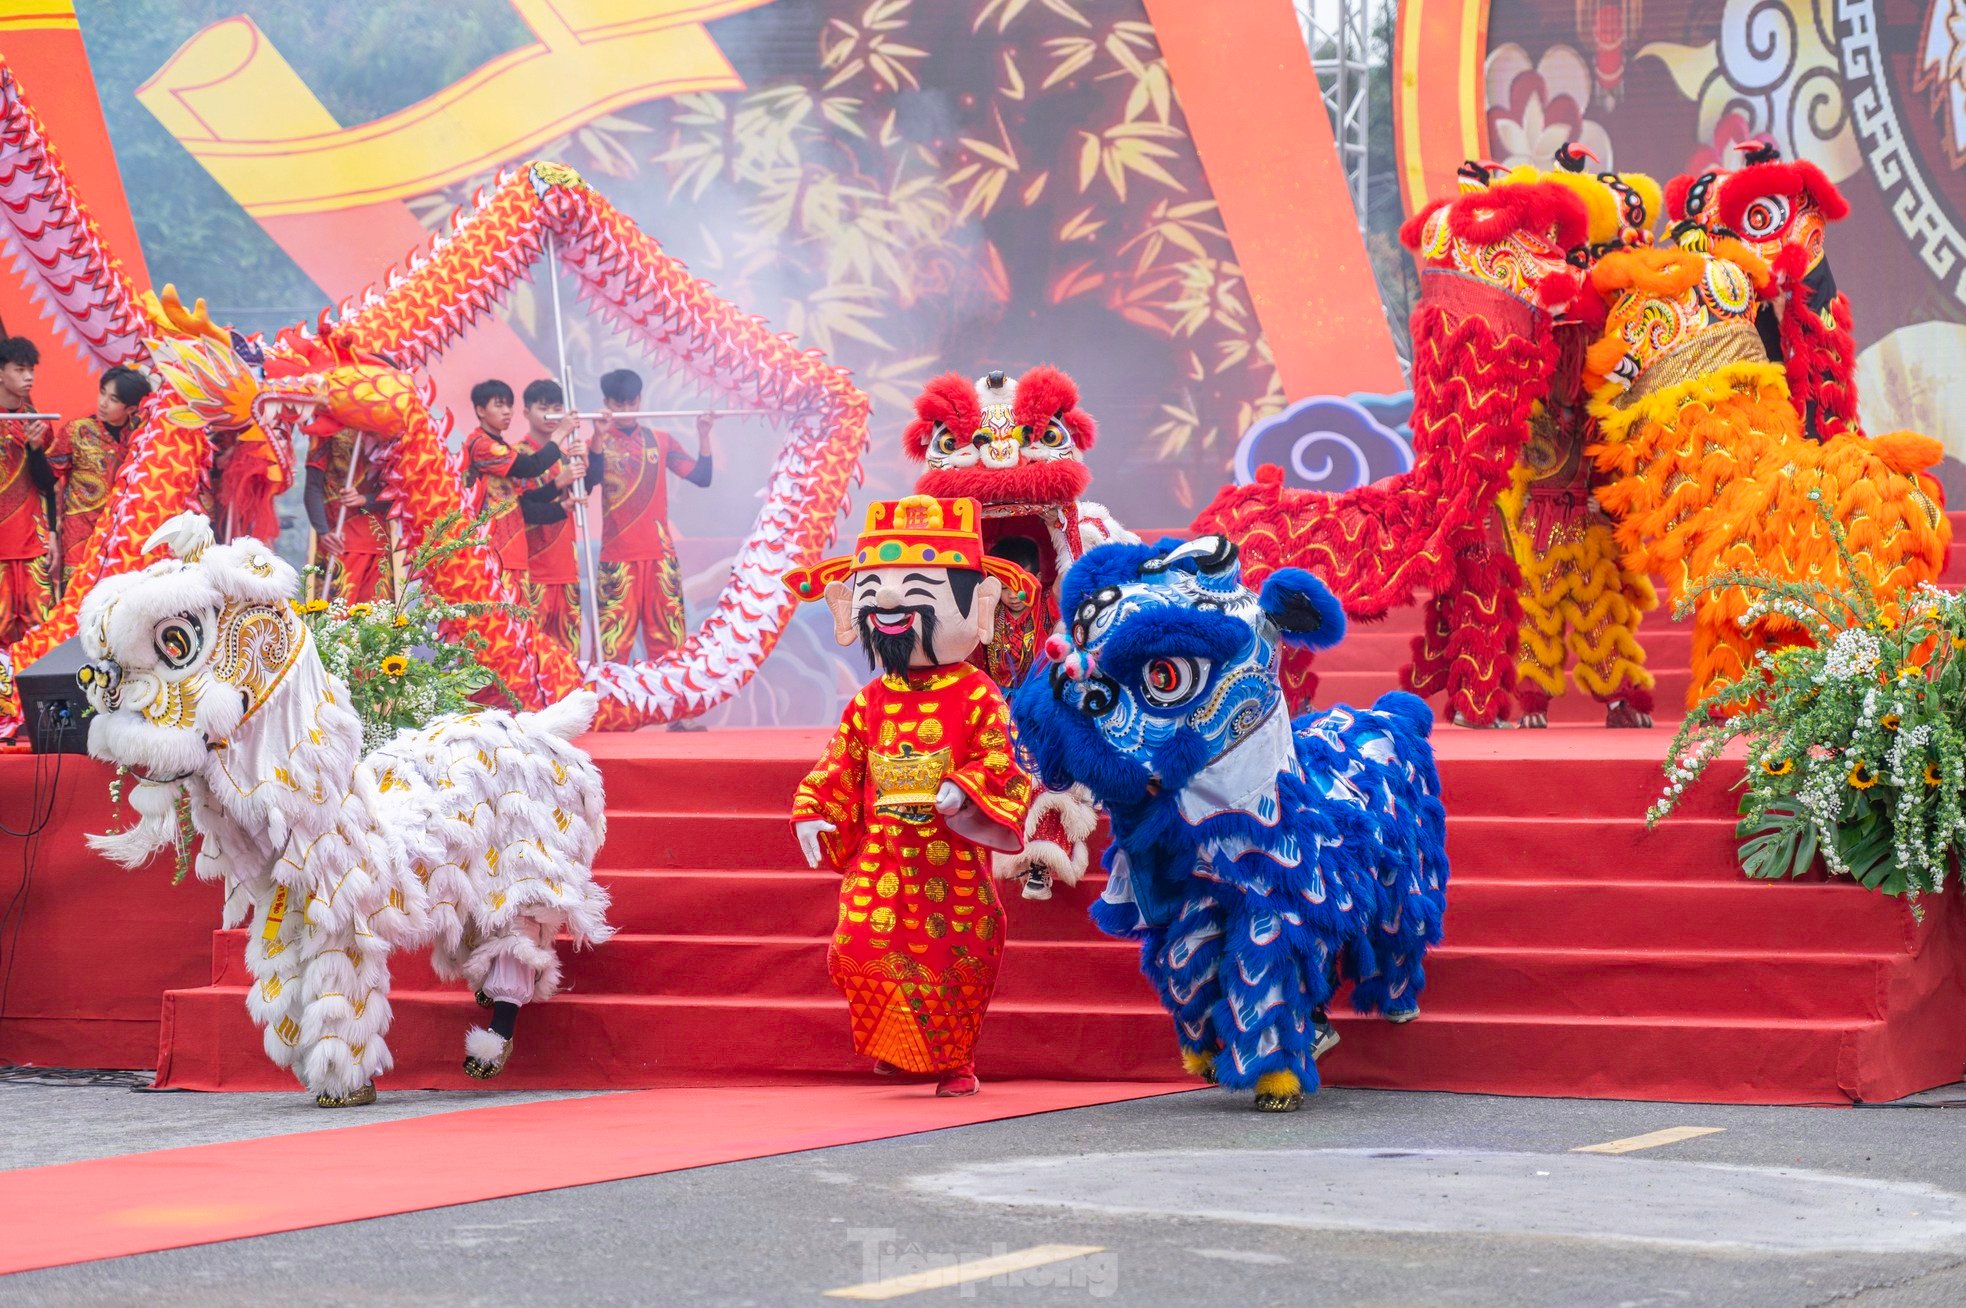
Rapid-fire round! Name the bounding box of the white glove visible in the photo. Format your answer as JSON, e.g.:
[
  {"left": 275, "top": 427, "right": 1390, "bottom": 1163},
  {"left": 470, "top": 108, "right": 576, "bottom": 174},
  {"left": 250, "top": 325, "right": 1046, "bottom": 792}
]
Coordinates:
[
  {"left": 934, "top": 781, "right": 968, "bottom": 816},
  {"left": 795, "top": 818, "right": 837, "bottom": 869}
]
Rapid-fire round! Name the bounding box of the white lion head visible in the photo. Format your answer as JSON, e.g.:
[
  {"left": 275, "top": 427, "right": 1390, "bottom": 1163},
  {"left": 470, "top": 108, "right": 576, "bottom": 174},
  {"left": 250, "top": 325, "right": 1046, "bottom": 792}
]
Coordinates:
[{"left": 79, "top": 513, "right": 306, "bottom": 778}]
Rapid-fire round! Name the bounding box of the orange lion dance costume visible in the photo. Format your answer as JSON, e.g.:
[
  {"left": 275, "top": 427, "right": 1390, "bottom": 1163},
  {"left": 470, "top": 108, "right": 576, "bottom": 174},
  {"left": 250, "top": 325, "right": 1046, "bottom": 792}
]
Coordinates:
[{"left": 1583, "top": 230, "right": 1950, "bottom": 706}]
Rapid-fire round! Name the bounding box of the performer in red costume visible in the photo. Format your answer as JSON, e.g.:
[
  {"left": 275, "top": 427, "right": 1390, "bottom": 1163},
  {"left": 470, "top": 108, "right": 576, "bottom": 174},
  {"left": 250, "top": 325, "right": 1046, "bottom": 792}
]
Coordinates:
[
  {"left": 788, "top": 495, "right": 1035, "bottom": 1097},
  {"left": 306, "top": 425, "right": 396, "bottom": 603},
  {"left": 0, "top": 336, "right": 54, "bottom": 643},
  {"left": 902, "top": 366, "right": 1133, "bottom": 899},
  {"left": 517, "top": 379, "right": 601, "bottom": 657},
  {"left": 463, "top": 378, "right": 568, "bottom": 594},
  {"left": 48, "top": 365, "right": 152, "bottom": 591},
  {"left": 592, "top": 368, "right": 712, "bottom": 665}
]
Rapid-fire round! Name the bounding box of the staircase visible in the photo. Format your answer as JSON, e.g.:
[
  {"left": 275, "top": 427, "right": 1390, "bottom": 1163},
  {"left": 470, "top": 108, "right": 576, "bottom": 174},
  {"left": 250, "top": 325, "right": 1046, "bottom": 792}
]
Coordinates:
[
  {"left": 151, "top": 513, "right": 1966, "bottom": 1102},
  {"left": 154, "top": 719, "right": 1966, "bottom": 1105}
]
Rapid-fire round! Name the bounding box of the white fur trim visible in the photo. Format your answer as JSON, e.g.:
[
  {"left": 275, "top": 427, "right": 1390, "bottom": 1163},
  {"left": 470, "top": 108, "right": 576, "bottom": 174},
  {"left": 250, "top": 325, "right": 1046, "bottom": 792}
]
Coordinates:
[
  {"left": 1029, "top": 786, "right": 1100, "bottom": 844},
  {"left": 465, "top": 1027, "right": 510, "bottom": 1064},
  {"left": 994, "top": 838, "right": 1085, "bottom": 887}
]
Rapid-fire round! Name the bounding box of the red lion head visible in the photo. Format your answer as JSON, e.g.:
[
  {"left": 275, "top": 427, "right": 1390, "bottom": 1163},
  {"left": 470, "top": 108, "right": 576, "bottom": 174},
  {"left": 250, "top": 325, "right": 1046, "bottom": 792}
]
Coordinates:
[{"left": 903, "top": 365, "right": 1097, "bottom": 507}]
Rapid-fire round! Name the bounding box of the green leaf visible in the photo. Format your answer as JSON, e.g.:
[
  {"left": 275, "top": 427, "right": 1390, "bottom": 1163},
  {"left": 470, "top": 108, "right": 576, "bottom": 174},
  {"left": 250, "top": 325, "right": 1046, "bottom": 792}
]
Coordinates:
[{"left": 1736, "top": 804, "right": 1818, "bottom": 881}]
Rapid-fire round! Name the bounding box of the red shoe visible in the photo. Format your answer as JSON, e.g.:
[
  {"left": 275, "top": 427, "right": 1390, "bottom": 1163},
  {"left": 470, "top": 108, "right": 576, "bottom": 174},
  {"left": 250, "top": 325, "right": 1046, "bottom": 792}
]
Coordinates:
[{"left": 935, "top": 1064, "right": 980, "bottom": 1097}]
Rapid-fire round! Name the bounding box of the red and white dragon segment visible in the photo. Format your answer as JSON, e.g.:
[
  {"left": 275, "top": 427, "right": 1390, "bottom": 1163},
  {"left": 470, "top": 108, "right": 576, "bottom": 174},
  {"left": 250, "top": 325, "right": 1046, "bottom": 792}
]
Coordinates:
[{"left": 0, "top": 55, "right": 869, "bottom": 730}]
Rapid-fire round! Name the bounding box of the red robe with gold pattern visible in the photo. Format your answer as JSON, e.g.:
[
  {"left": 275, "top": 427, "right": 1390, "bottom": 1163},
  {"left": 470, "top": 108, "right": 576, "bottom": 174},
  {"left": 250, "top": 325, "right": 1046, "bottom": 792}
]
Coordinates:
[{"left": 792, "top": 663, "right": 1032, "bottom": 1073}]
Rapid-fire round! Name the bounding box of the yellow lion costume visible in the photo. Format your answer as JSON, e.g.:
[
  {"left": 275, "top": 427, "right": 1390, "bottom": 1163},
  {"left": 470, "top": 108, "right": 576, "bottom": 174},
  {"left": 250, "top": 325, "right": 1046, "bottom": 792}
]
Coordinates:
[{"left": 1500, "top": 155, "right": 1662, "bottom": 727}]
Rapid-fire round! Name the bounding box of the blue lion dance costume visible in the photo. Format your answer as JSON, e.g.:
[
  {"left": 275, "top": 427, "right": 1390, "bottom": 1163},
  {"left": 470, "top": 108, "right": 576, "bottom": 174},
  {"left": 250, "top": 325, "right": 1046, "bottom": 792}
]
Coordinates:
[{"left": 1010, "top": 536, "right": 1449, "bottom": 1111}]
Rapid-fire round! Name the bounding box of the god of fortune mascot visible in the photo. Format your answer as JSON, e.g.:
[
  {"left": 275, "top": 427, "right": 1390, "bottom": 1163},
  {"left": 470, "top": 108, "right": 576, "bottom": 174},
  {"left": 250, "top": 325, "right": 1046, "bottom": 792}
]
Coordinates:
[
  {"left": 786, "top": 495, "right": 1037, "bottom": 1097},
  {"left": 79, "top": 514, "right": 612, "bottom": 1106},
  {"left": 1011, "top": 537, "right": 1449, "bottom": 1111},
  {"left": 903, "top": 366, "right": 1135, "bottom": 901}
]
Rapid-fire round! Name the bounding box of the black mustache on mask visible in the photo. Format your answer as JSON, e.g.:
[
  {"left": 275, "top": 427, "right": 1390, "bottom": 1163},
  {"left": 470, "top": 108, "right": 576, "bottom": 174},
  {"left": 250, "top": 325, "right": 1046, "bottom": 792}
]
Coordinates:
[{"left": 857, "top": 605, "right": 941, "bottom": 678}]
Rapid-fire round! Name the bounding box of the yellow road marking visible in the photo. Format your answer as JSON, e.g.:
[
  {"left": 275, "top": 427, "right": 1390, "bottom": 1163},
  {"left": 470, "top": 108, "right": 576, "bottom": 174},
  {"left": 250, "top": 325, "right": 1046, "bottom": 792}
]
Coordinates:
[
  {"left": 824, "top": 1243, "right": 1106, "bottom": 1301},
  {"left": 1573, "top": 1126, "right": 1726, "bottom": 1155}
]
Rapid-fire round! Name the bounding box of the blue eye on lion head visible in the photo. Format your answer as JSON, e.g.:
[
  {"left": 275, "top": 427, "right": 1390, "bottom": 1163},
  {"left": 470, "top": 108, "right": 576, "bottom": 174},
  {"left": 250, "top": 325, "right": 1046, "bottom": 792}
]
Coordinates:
[{"left": 1018, "top": 535, "right": 1345, "bottom": 799}]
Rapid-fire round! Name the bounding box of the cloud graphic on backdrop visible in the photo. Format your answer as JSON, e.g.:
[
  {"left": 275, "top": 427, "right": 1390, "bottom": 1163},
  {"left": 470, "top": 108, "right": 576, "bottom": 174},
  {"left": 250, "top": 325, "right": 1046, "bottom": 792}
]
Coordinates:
[{"left": 1233, "top": 393, "right": 1415, "bottom": 491}]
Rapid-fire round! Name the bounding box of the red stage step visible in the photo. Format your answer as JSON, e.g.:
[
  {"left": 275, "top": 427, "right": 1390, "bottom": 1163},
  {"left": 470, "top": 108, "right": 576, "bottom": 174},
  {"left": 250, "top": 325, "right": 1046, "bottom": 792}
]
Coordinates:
[{"left": 155, "top": 725, "right": 1966, "bottom": 1104}]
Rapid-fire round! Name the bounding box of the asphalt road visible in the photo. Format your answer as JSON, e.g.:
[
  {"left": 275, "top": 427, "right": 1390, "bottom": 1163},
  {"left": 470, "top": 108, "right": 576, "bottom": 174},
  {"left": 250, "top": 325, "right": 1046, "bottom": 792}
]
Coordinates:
[{"left": 7, "top": 1082, "right": 1966, "bottom": 1306}]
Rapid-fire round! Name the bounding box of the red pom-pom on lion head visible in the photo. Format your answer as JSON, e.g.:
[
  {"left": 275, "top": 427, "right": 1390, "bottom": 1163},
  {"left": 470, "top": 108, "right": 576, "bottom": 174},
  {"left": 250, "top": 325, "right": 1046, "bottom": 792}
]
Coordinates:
[{"left": 904, "top": 365, "right": 1096, "bottom": 506}]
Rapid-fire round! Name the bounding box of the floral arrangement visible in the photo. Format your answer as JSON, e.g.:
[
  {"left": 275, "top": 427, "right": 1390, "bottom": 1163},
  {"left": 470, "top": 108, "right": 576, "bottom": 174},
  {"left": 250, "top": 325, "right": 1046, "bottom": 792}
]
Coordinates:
[
  {"left": 296, "top": 510, "right": 523, "bottom": 753},
  {"left": 1649, "top": 503, "right": 1966, "bottom": 899}
]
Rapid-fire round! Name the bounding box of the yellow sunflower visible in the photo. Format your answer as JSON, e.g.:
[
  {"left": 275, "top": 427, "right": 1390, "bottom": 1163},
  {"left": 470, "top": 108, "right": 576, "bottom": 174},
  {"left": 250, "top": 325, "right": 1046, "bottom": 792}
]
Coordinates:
[
  {"left": 1848, "top": 761, "right": 1879, "bottom": 790},
  {"left": 302, "top": 598, "right": 330, "bottom": 614},
  {"left": 1926, "top": 763, "right": 1944, "bottom": 788},
  {"left": 381, "top": 655, "right": 409, "bottom": 677},
  {"left": 1762, "top": 757, "right": 1793, "bottom": 777},
  {"left": 350, "top": 603, "right": 373, "bottom": 618},
  {"left": 1882, "top": 714, "right": 1902, "bottom": 732},
  {"left": 1898, "top": 666, "right": 1926, "bottom": 684},
  {"left": 393, "top": 614, "right": 410, "bottom": 629}
]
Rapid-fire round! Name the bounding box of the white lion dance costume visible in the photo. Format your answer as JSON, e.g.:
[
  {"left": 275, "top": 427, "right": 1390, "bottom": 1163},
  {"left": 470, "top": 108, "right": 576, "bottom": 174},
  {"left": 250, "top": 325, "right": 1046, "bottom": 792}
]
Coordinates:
[{"left": 80, "top": 514, "right": 612, "bottom": 1106}]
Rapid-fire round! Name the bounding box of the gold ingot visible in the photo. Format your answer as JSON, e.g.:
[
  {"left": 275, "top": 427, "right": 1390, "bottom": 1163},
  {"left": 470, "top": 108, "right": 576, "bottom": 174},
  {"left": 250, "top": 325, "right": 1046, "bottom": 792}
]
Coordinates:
[
  {"left": 870, "top": 906, "right": 897, "bottom": 933},
  {"left": 876, "top": 871, "right": 900, "bottom": 898},
  {"left": 925, "top": 877, "right": 949, "bottom": 903},
  {"left": 847, "top": 911, "right": 869, "bottom": 923},
  {"left": 927, "top": 841, "right": 952, "bottom": 866},
  {"left": 925, "top": 913, "right": 948, "bottom": 939}
]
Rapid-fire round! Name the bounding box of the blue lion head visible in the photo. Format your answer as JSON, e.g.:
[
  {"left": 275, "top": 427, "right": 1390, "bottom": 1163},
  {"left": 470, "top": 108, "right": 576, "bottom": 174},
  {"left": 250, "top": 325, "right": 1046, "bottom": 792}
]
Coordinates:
[{"left": 1013, "top": 536, "right": 1344, "bottom": 812}]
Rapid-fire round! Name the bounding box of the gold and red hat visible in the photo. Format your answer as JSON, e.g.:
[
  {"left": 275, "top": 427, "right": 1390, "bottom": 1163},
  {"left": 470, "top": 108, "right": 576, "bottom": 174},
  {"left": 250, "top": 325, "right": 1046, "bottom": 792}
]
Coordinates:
[{"left": 785, "top": 494, "right": 1035, "bottom": 602}]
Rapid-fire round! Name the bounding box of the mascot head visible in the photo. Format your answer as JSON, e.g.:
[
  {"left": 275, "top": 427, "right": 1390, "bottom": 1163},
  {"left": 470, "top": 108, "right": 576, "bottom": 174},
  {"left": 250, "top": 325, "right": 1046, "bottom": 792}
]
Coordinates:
[
  {"left": 1399, "top": 162, "right": 1593, "bottom": 315},
  {"left": 1667, "top": 141, "right": 1848, "bottom": 284},
  {"left": 785, "top": 495, "right": 1035, "bottom": 679},
  {"left": 903, "top": 366, "right": 1096, "bottom": 509},
  {"left": 78, "top": 513, "right": 306, "bottom": 779},
  {"left": 1012, "top": 536, "right": 1343, "bottom": 809}
]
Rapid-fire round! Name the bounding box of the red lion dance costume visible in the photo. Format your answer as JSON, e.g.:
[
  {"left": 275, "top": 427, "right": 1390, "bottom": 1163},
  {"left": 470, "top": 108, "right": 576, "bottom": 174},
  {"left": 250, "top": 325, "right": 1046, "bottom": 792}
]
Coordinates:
[
  {"left": 902, "top": 366, "right": 1133, "bottom": 899},
  {"left": 1666, "top": 142, "right": 1858, "bottom": 443},
  {"left": 1194, "top": 166, "right": 1592, "bottom": 726}
]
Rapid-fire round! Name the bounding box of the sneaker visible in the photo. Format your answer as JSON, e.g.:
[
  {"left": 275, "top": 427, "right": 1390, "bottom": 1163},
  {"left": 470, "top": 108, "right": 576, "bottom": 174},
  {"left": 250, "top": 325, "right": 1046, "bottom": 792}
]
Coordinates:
[
  {"left": 1312, "top": 1018, "right": 1341, "bottom": 1060},
  {"left": 935, "top": 1064, "right": 981, "bottom": 1097},
  {"left": 1021, "top": 869, "right": 1053, "bottom": 900}
]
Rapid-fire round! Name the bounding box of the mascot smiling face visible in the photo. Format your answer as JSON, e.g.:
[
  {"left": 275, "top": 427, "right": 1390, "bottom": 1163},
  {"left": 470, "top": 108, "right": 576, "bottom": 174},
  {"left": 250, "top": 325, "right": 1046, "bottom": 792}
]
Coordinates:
[
  {"left": 78, "top": 514, "right": 305, "bottom": 779},
  {"left": 905, "top": 366, "right": 1096, "bottom": 508}
]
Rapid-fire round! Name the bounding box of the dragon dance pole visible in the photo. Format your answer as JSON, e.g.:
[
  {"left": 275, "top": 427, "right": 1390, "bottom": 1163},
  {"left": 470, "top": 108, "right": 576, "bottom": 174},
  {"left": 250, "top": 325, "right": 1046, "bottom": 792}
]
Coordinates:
[
  {"left": 319, "top": 431, "right": 365, "bottom": 603},
  {"left": 544, "top": 231, "right": 603, "bottom": 665}
]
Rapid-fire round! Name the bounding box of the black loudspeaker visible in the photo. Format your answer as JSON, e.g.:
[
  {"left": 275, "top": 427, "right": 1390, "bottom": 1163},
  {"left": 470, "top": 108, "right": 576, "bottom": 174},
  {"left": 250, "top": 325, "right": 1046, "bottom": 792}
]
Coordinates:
[{"left": 16, "top": 635, "right": 91, "bottom": 755}]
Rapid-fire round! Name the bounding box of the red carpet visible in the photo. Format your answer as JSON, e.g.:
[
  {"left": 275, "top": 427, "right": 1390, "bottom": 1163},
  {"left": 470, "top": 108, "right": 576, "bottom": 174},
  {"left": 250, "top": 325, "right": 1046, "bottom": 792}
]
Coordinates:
[{"left": 0, "top": 1080, "right": 1186, "bottom": 1276}]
